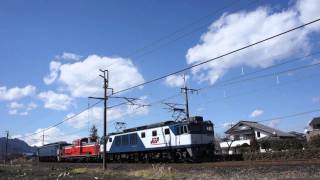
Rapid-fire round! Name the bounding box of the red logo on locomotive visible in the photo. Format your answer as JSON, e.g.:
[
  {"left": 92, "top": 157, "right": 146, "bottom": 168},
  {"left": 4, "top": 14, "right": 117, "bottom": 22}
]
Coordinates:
[{"left": 150, "top": 137, "right": 159, "bottom": 144}]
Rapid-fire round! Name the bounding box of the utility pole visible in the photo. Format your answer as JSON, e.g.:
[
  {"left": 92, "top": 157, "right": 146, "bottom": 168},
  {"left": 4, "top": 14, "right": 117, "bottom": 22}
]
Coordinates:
[
  {"left": 89, "top": 69, "right": 144, "bottom": 170},
  {"left": 5, "top": 131, "right": 9, "bottom": 164},
  {"left": 42, "top": 131, "right": 45, "bottom": 146},
  {"left": 41, "top": 131, "right": 49, "bottom": 146},
  {"left": 180, "top": 74, "right": 198, "bottom": 120},
  {"left": 95, "top": 69, "right": 109, "bottom": 171},
  {"left": 102, "top": 69, "right": 108, "bottom": 170}
]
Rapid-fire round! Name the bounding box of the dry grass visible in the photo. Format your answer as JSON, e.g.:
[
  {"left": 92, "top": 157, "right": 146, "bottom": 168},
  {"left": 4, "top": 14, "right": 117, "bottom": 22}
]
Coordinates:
[
  {"left": 1, "top": 160, "right": 320, "bottom": 180},
  {"left": 128, "top": 164, "right": 178, "bottom": 179}
]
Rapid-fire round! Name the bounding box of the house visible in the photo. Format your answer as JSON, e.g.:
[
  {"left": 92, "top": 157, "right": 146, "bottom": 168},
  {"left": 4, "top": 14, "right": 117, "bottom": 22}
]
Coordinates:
[
  {"left": 306, "top": 117, "right": 320, "bottom": 141},
  {"left": 220, "top": 121, "right": 295, "bottom": 154}
]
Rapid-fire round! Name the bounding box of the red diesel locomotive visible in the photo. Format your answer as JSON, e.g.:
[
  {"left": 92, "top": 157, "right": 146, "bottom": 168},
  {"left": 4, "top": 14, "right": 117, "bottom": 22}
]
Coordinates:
[{"left": 38, "top": 137, "right": 100, "bottom": 162}]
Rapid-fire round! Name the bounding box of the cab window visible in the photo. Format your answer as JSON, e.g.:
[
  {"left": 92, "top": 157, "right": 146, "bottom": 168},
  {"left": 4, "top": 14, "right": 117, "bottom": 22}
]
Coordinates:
[
  {"left": 152, "top": 130, "right": 157, "bottom": 136},
  {"left": 183, "top": 125, "right": 188, "bottom": 134}
]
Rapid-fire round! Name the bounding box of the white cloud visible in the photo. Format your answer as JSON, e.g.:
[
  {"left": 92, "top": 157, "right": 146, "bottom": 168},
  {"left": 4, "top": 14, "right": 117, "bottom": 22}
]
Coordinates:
[
  {"left": 125, "top": 96, "right": 149, "bottom": 116},
  {"left": 8, "top": 109, "right": 18, "bottom": 115},
  {"left": 44, "top": 54, "right": 144, "bottom": 97},
  {"left": 38, "top": 91, "right": 72, "bottom": 111},
  {"left": 56, "top": 52, "right": 82, "bottom": 61},
  {"left": 0, "top": 85, "right": 36, "bottom": 101},
  {"left": 311, "top": 59, "right": 320, "bottom": 65},
  {"left": 296, "top": 0, "right": 320, "bottom": 32},
  {"left": 26, "top": 102, "right": 38, "bottom": 111},
  {"left": 8, "top": 102, "right": 24, "bottom": 109},
  {"left": 7, "top": 101, "right": 38, "bottom": 116},
  {"left": 66, "top": 96, "right": 149, "bottom": 129},
  {"left": 43, "top": 61, "right": 61, "bottom": 85},
  {"left": 267, "top": 119, "right": 279, "bottom": 128},
  {"left": 250, "top": 109, "right": 264, "bottom": 118},
  {"left": 312, "top": 96, "right": 320, "bottom": 103},
  {"left": 66, "top": 107, "right": 122, "bottom": 129},
  {"left": 222, "top": 122, "right": 235, "bottom": 129},
  {"left": 165, "top": 74, "right": 189, "bottom": 87},
  {"left": 14, "top": 127, "right": 79, "bottom": 146},
  {"left": 186, "top": 0, "right": 320, "bottom": 84}
]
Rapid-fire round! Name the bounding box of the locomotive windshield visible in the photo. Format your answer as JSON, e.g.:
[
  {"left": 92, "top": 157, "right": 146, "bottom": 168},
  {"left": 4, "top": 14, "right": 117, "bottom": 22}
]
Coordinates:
[{"left": 188, "top": 122, "right": 214, "bottom": 134}]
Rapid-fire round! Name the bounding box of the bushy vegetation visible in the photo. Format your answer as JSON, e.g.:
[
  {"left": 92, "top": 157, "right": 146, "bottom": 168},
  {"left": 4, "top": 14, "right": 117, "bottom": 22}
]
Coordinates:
[
  {"left": 308, "top": 135, "right": 320, "bottom": 148},
  {"left": 243, "top": 148, "right": 320, "bottom": 160},
  {"left": 259, "top": 138, "right": 305, "bottom": 151}
]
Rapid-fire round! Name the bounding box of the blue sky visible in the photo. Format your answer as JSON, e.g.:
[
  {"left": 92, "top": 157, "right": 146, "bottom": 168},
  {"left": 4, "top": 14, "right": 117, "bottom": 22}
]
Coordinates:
[{"left": 1, "top": 0, "right": 320, "bottom": 145}]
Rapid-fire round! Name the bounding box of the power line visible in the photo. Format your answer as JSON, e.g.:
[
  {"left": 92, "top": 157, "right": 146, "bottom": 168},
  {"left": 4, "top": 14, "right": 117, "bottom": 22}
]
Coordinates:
[
  {"left": 105, "top": 0, "right": 259, "bottom": 69},
  {"left": 197, "top": 61, "right": 320, "bottom": 92},
  {"left": 103, "top": 61, "right": 320, "bottom": 130},
  {"left": 20, "top": 55, "right": 320, "bottom": 141},
  {"left": 112, "top": 17, "right": 320, "bottom": 95},
  {"left": 15, "top": 17, "right": 320, "bottom": 142},
  {"left": 107, "top": 93, "right": 181, "bottom": 125},
  {"left": 18, "top": 100, "right": 103, "bottom": 139},
  {"left": 215, "top": 108, "right": 320, "bottom": 129},
  {"left": 200, "top": 72, "right": 320, "bottom": 105},
  {"left": 198, "top": 50, "right": 320, "bottom": 91},
  {"left": 127, "top": 0, "right": 260, "bottom": 61}
]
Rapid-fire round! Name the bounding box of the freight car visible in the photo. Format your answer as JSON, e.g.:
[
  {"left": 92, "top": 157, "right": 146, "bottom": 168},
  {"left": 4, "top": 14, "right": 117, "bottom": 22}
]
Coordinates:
[
  {"left": 103, "top": 116, "right": 214, "bottom": 162},
  {"left": 38, "top": 141, "right": 70, "bottom": 162}
]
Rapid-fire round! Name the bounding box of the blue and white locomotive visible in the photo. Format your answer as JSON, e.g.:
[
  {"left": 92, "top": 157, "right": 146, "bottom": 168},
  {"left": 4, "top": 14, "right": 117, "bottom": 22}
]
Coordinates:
[{"left": 102, "top": 116, "right": 214, "bottom": 162}]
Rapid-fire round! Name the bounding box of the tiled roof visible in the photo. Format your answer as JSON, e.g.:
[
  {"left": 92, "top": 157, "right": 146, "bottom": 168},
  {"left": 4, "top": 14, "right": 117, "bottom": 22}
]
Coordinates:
[
  {"left": 310, "top": 117, "right": 320, "bottom": 126},
  {"left": 226, "top": 121, "right": 295, "bottom": 137}
]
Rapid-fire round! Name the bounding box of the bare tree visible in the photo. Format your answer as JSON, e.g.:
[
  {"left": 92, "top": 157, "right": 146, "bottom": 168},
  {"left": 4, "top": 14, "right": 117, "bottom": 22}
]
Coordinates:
[{"left": 89, "top": 125, "right": 99, "bottom": 141}]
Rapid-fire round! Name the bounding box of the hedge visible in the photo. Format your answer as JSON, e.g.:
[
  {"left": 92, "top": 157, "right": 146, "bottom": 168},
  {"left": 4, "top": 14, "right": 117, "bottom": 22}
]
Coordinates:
[{"left": 243, "top": 149, "right": 320, "bottom": 161}]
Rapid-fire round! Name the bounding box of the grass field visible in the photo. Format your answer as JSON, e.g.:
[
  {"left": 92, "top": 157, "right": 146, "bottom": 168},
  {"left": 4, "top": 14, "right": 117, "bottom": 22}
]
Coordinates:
[{"left": 1, "top": 160, "right": 320, "bottom": 179}]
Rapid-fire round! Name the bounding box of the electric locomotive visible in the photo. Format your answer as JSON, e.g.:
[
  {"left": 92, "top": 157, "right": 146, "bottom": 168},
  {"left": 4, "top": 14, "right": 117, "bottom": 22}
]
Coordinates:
[{"left": 103, "top": 116, "right": 214, "bottom": 162}]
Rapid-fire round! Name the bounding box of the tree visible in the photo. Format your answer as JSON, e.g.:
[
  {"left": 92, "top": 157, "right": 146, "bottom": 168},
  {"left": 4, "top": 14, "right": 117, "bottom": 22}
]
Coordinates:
[{"left": 89, "top": 125, "right": 99, "bottom": 141}]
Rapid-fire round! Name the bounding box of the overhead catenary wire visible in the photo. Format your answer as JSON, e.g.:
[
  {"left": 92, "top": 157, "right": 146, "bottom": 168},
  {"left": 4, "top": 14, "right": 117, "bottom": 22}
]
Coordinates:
[
  {"left": 126, "top": 0, "right": 261, "bottom": 61},
  {"left": 19, "top": 51, "right": 320, "bottom": 141},
  {"left": 197, "top": 61, "right": 320, "bottom": 92},
  {"left": 215, "top": 108, "right": 320, "bottom": 129},
  {"left": 101, "top": 50, "right": 320, "bottom": 128},
  {"left": 105, "top": 0, "right": 259, "bottom": 69},
  {"left": 197, "top": 50, "right": 320, "bottom": 91},
  {"left": 201, "top": 72, "right": 320, "bottom": 105},
  {"left": 17, "top": 17, "right": 320, "bottom": 142},
  {"left": 108, "top": 64, "right": 320, "bottom": 126},
  {"left": 112, "top": 17, "right": 320, "bottom": 95}
]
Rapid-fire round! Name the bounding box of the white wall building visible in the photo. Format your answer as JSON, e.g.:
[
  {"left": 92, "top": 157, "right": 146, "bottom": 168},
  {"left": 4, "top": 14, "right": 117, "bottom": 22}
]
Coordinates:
[
  {"left": 306, "top": 117, "right": 320, "bottom": 142},
  {"left": 220, "top": 121, "right": 295, "bottom": 154}
]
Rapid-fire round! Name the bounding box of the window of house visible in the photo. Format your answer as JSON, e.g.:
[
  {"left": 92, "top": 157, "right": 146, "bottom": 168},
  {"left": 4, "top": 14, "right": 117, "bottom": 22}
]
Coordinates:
[
  {"left": 141, "top": 132, "right": 146, "bottom": 138},
  {"left": 152, "top": 130, "right": 157, "bottom": 136},
  {"left": 257, "top": 131, "right": 261, "bottom": 138},
  {"left": 109, "top": 137, "right": 112, "bottom": 142},
  {"left": 164, "top": 128, "right": 170, "bottom": 135}
]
